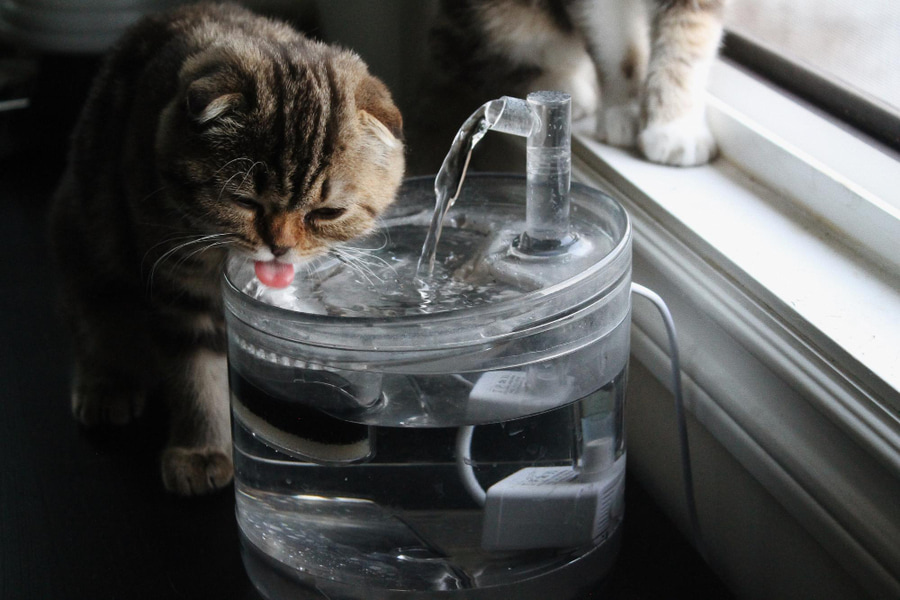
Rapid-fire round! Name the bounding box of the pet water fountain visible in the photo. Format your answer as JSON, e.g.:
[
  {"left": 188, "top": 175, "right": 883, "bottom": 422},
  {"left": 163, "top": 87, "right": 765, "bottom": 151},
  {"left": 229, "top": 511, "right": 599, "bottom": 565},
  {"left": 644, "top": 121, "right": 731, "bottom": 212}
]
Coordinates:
[{"left": 223, "top": 91, "right": 637, "bottom": 599}]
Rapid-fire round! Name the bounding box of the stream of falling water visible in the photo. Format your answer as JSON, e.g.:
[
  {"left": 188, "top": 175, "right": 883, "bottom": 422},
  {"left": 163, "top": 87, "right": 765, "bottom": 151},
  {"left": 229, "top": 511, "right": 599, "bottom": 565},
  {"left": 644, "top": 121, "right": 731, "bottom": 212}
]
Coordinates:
[{"left": 415, "top": 105, "right": 492, "bottom": 278}]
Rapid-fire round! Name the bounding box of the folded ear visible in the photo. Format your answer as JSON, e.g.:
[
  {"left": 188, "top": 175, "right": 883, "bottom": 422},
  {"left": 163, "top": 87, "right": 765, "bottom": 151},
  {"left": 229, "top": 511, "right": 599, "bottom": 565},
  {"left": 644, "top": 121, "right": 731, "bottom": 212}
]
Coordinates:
[
  {"left": 355, "top": 75, "right": 403, "bottom": 141},
  {"left": 186, "top": 81, "right": 243, "bottom": 124},
  {"left": 181, "top": 50, "right": 249, "bottom": 125}
]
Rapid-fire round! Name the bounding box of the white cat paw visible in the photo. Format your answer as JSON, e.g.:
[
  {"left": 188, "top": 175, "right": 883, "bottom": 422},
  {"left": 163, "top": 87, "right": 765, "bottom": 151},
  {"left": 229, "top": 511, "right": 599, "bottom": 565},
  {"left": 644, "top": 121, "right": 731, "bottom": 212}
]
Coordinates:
[
  {"left": 638, "top": 114, "right": 718, "bottom": 167},
  {"left": 597, "top": 103, "right": 640, "bottom": 148},
  {"left": 161, "top": 446, "right": 233, "bottom": 496}
]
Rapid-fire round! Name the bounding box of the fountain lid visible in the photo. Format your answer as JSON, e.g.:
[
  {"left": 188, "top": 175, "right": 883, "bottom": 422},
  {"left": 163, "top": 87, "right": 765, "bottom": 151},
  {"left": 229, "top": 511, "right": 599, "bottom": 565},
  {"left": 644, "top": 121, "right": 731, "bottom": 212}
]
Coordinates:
[{"left": 223, "top": 174, "right": 631, "bottom": 367}]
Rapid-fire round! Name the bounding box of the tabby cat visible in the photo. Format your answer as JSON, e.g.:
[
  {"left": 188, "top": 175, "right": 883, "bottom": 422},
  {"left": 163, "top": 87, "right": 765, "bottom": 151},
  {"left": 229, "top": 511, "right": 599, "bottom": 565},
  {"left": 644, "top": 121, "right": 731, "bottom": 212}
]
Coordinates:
[
  {"left": 49, "top": 2, "right": 405, "bottom": 495},
  {"left": 426, "top": 0, "right": 727, "bottom": 167}
]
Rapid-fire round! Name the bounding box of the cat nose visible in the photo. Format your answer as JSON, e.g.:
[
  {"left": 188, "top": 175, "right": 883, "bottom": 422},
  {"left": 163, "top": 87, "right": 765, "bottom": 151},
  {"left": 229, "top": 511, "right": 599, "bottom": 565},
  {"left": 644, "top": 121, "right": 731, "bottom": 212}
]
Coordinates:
[{"left": 270, "top": 245, "right": 291, "bottom": 257}]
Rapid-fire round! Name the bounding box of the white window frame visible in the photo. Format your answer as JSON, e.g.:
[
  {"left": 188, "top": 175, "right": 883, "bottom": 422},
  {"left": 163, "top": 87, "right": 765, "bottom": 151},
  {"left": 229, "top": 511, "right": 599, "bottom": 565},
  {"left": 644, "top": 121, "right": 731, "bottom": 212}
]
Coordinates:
[{"left": 571, "top": 58, "right": 900, "bottom": 599}]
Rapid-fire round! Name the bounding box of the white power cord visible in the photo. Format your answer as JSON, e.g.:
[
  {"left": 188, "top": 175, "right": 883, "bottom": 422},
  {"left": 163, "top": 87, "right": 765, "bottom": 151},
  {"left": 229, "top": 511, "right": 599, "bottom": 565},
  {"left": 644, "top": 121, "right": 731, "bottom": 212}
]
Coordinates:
[
  {"left": 455, "top": 425, "right": 486, "bottom": 507},
  {"left": 630, "top": 282, "right": 706, "bottom": 560}
]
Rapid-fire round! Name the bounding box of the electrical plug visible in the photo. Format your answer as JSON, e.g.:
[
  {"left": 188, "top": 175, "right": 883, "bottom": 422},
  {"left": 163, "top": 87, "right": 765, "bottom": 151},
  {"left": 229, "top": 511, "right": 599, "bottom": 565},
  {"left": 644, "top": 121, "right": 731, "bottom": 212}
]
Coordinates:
[{"left": 480, "top": 449, "right": 625, "bottom": 551}]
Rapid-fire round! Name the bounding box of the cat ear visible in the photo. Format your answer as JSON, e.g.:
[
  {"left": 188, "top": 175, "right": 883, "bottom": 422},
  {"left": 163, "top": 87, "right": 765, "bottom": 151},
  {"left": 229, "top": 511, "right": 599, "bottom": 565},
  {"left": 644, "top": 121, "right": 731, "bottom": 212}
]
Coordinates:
[
  {"left": 186, "top": 76, "right": 245, "bottom": 125},
  {"left": 355, "top": 75, "right": 404, "bottom": 142}
]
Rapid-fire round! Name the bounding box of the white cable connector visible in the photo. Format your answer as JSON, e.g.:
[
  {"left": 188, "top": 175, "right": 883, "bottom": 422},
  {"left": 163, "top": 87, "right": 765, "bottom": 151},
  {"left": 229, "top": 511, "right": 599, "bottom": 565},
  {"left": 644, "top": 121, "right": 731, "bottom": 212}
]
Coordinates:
[
  {"left": 480, "top": 453, "right": 626, "bottom": 551},
  {"left": 465, "top": 369, "right": 575, "bottom": 414},
  {"left": 456, "top": 426, "right": 626, "bottom": 551}
]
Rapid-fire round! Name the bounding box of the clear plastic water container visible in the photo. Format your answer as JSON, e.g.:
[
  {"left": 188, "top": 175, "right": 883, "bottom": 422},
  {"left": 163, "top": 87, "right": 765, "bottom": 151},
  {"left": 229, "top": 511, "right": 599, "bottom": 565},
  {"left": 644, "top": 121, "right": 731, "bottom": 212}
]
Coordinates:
[{"left": 223, "top": 171, "right": 633, "bottom": 599}]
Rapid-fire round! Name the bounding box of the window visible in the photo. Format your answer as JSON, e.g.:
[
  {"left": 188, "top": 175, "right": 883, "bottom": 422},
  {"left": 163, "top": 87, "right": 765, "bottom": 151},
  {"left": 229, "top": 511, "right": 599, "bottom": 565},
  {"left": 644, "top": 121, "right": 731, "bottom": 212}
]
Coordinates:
[{"left": 724, "top": 0, "right": 900, "bottom": 149}]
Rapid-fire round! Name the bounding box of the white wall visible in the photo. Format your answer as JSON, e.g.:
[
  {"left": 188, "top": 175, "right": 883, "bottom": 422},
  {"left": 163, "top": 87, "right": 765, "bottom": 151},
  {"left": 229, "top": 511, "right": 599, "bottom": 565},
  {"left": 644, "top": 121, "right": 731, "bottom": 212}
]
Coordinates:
[{"left": 627, "top": 359, "right": 868, "bottom": 599}]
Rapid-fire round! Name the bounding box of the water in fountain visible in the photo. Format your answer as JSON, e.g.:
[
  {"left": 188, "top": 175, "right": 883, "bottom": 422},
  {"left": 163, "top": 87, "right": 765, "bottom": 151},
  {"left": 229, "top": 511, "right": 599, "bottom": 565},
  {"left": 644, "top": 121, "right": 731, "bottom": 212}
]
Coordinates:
[{"left": 242, "top": 222, "right": 525, "bottom": 318}]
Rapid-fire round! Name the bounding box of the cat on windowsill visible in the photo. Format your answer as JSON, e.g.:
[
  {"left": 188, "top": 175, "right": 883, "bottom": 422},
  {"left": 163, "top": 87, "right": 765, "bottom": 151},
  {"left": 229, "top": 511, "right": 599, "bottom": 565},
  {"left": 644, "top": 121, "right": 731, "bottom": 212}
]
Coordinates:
[{"left": 409, "top": 0, "right": 726, "bottom": 172}]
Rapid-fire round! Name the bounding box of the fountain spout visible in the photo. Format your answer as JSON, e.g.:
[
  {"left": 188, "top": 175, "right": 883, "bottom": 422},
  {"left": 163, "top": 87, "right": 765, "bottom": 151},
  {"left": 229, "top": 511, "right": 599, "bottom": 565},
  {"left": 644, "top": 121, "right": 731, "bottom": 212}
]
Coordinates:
[
  {"left": 418, "top": 91, "right": 574, "bottom": 277},
  {"left": 486, "top": 92, "right": 574, "bottom": 255}
]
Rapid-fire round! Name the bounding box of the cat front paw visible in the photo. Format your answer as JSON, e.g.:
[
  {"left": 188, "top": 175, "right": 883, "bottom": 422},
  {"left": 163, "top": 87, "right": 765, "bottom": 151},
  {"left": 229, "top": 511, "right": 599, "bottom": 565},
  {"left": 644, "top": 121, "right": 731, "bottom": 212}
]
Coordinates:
[
  {"left": 71, "top": 380, "right": 147, "bottom": 427},
  {"left": 638, "top": 113, "right": 718, "bottom": 167},
  {"left": 161, "top": 446, "right": 233, "bottom": 495},
  {"left": 596, "top": 103, "right": 640, "bottom": 148}
]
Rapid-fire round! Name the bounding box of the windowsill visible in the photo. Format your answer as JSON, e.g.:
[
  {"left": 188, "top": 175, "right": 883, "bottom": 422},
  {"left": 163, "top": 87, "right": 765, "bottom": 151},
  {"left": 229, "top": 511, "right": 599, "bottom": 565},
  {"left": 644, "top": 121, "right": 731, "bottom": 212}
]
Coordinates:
[{"left": 573, "top": 60, "right": 900, "bottom": 412}]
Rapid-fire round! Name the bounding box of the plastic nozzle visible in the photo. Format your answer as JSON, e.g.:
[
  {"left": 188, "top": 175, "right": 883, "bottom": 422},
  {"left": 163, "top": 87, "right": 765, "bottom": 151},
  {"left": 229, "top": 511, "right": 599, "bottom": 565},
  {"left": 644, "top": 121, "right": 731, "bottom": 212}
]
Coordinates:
[
  {"left": 485, "top": 96, "right": 536, "bottom": 137},
  {"left": 421, "top": 90, "right": 574, "bottom": 278},
  {"left": 522, "top": 91, "right": 573, "bottom": 254},
  {"left": 486, "top": 92, "right": 574, "bottom": 255}
]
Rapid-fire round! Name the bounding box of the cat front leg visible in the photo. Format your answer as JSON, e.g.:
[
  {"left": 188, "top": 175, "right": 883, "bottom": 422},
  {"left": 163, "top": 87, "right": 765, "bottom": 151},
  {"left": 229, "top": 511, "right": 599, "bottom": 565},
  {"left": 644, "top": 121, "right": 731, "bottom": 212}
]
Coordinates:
[
  {"left": 638, "top": 0, "right": 725, "bottom": 166},
  {"left": 68, "top": 306, "right": 154, "bottom": 427},
  {"left": 71, "top": 365, "right": 148, "bottom": 427},
  {"left": 160, "top": 348, "right": 233, "bottom": 495},
  {"left": 569, "top": 0, "right": 650, "bottom": 146}
]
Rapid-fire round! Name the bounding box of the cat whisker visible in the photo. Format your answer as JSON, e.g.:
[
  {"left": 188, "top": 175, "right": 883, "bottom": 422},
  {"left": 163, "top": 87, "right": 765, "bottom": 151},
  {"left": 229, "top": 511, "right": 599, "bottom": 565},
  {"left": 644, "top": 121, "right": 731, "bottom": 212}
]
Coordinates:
[
  {"left": 334, "top": 245, "right": 395, "bottom": 274},
  {"left": 143, "top": 232, "right": 231, "bottom": 267},
  {"left": 339, "top": 259, "right": 378, "bottom": 286},
  {"left": 237, "top": 161, "right": 267, "bottom": 193},
  {"left": 153, "top": 199, "right": 213, "bottom": 231},
  {"left": 139, "top": 184, "right": 171, "bottom": 204},
  {"left": 371, "top": 218, "right": 393, "bottom": 248},
  {"left": 173, "top": 239, "right": 237, "bottom": 271},
  {"left": 340, "top": 242, "right": 390, "bottom": 259},
  {"left": 144, "top": 233, "right": 219, "bottom": 254},
  {"left": 330, "top": 250, "right": 371, "bottom": 283},
  {"left": 217, "top": 170, "right": 250, "bottom": 203},
  {"left": 355, "top": 232, "right": 391, "bottom": 253},
  {"left": 182, "top": 237, "right": 237, "bottom": 261},
  {"left": 335, "top": 253, "right": 391, "bottom": 279},
  {"left": 211, "top": 156, "right": 254, "bottom": 179},
  {"left": 143, "top": 233, "right": 204, "bottom": 274},
  {"left": 146, "top": 233, "right": 237, "bottom": 292},
  {"left": 330, "top": 247, "right": 386, "bottom": 285}
]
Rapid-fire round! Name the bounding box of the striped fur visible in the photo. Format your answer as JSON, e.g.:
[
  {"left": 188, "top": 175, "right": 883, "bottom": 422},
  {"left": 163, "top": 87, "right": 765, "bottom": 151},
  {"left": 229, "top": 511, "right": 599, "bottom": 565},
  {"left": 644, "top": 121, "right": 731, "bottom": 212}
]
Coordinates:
[{"left": 50, "top": 3, "right": 405, "bottom": 495}]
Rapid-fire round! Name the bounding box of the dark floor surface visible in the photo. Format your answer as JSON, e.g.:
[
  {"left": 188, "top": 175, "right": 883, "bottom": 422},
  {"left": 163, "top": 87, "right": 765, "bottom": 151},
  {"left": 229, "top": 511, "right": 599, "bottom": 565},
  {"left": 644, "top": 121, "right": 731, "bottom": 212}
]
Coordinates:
[{"left": 0, "top": 57, "right": 733, "bottom": 599}]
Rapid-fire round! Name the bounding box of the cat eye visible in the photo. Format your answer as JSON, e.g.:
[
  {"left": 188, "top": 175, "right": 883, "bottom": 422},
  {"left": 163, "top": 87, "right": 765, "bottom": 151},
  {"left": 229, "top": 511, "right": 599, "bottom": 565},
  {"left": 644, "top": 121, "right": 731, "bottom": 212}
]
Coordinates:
[
  {"left": 306, "top": 207, "right": 346, "bottom": 223},
  {"left": 233, "top": 196, "right": 261, "bottom": 211}
]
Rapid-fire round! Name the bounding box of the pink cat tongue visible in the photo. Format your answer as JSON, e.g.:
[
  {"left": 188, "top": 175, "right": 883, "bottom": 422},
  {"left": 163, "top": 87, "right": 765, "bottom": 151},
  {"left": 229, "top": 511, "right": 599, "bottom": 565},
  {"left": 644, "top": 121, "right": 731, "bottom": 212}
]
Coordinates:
[{"left": 254, "top": 260, "right": 295, "bottom": 288}]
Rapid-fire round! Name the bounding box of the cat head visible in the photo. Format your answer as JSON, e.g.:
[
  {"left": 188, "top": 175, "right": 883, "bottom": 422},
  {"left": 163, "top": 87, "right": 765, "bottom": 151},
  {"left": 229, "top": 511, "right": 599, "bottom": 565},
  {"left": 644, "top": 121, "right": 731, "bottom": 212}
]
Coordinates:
[{"left": 156, "top": 35, "right": 405, "bottom": 266}]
